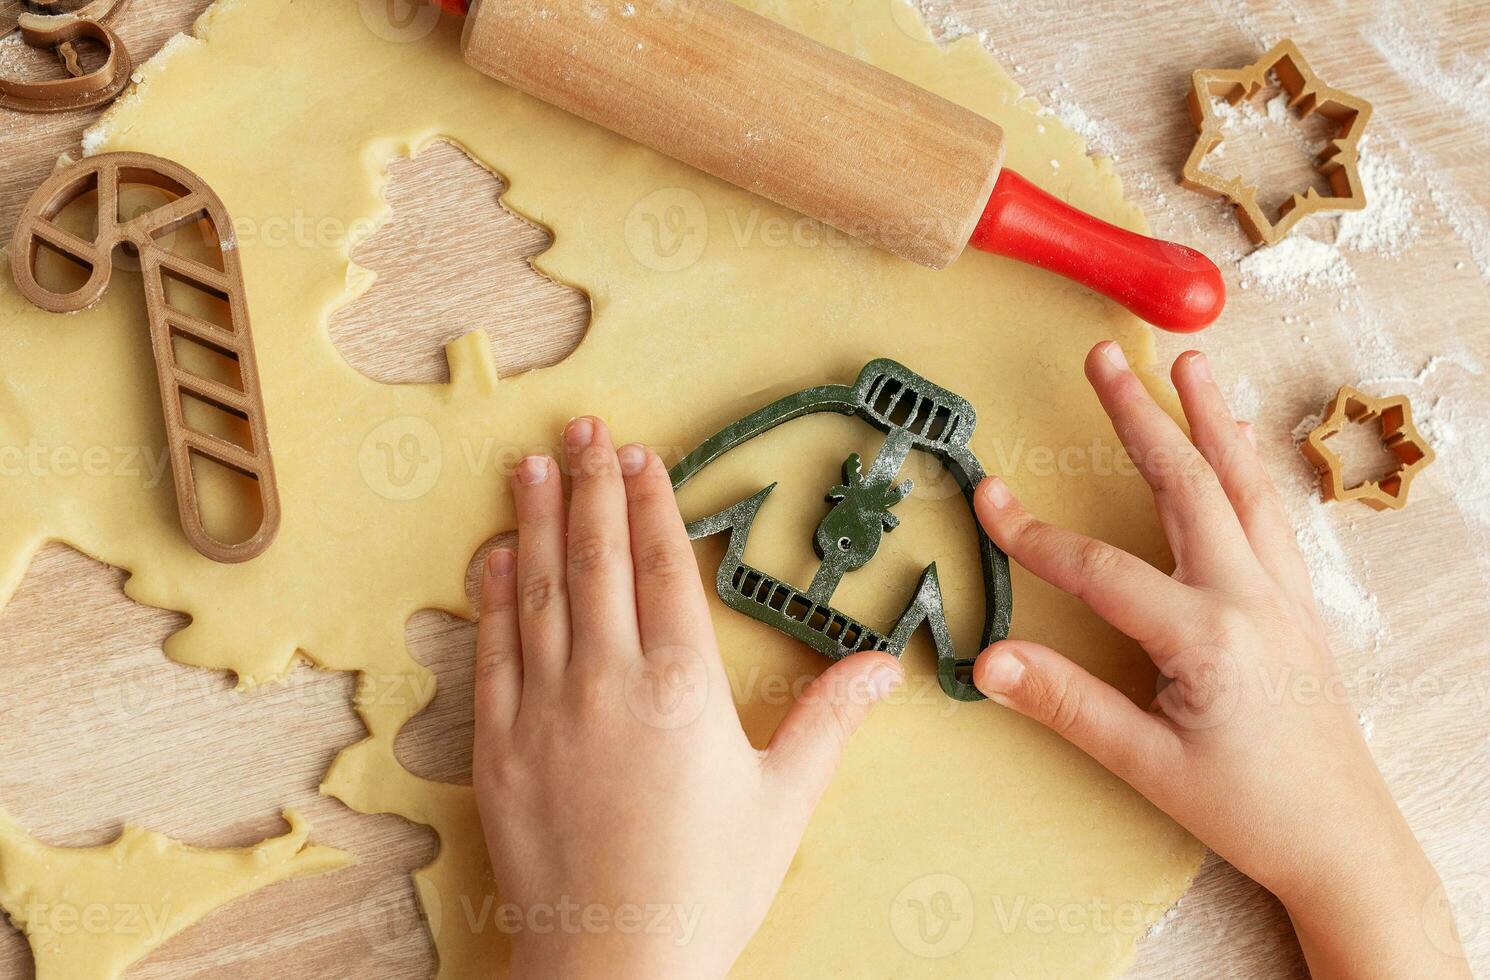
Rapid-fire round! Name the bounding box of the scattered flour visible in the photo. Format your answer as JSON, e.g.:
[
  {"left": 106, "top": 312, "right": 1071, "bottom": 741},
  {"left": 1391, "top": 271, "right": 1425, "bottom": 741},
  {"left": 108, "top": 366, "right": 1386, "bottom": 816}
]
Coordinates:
[
  {"left": 1225, "top": 375, "right": 1262, "bottom": 421},
  {"left": 1420, "top": 162, "right": 1490, "bottom": 285},
  {"left": 1280, "top": 463, "right": 1384, "bottom": 645},
  {"left": 1346, "top": 302, "right": 1409, "bottom": 379},
  {"left": 1234, "top": 138, "right": 1422, "bottom": 298},
  {"left": 903, "top": 0, "right": 976, "bottom": 42},
  {"left": 1212, "top": 92, "right": 1305, "bottom": 148},
  {"left": 1368, "top": 7, "right": 1490, "bottom": 132},
  {"left": 1043, "top": 81, "right": 1119, "bottom": 157},
  {"left": 1335, "top": 145, "right": 1417, "bottom": 257},
  {"left": 1357, "top": 710, "right": 1376, "bottom": 742},
  {"left": 1291, "top": 411, "right": 1323, "bottom": 444},
  {"left": 1203, "top": 0, "right": 1275, "bottom": 49},
  {"left": 1284, "top": 352, "right": 1490, "bottom": 647},
  {"left": 1208, "top": 89, "right": 1327, "bottom": 188},
  {"left": 1143, "top": 900, "right": 1183, "bottom": 940},
  {"left": 0, "top": 31, "right": 29, "bottom": 75},
  {"left": 1358, "top": 355, "right": 1490, "bottom": 535},
  {"left": 1238, "top": 235, "right": 1354, "bottom": 296}
]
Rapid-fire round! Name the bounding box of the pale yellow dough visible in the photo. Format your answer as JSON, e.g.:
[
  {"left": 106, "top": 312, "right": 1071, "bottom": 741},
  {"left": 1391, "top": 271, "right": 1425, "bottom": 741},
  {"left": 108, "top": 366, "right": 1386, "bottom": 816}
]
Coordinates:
[
  {"left": 0, "top": 809, "right": 349, "bottom": 979},
  {"left": 0, "top": 0, "right": 1205, "bottom": 975}
]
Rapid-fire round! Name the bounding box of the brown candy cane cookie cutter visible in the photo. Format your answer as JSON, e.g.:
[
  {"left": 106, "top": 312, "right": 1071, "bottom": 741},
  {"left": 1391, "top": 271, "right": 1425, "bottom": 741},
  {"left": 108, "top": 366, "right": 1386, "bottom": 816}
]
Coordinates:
[
  {"left": 10, "top": 152, "right": 282, "bottom": 562},
  {"left": 1, "top": 0, "right": 134, "bottom": 113},
  {"left": 1181, "top": 39, "right": 1372, "bottom": 246},
  {"left": 1300, "top": 385, "right": 1435, "bottom": 512}
]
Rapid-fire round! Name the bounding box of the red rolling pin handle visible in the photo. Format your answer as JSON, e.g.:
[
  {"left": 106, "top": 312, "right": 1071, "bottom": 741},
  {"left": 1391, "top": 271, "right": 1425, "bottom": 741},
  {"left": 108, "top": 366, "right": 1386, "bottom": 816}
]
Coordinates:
[{"left": 970, "top": 170, "right": 1224, "bottom": 333}]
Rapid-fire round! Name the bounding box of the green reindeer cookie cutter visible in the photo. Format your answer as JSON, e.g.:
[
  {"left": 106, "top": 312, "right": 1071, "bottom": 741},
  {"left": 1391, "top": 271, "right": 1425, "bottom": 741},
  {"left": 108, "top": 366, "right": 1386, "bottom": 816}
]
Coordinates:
[{"left": 669, "top": 359, "right": 1012, "bottom": 702}]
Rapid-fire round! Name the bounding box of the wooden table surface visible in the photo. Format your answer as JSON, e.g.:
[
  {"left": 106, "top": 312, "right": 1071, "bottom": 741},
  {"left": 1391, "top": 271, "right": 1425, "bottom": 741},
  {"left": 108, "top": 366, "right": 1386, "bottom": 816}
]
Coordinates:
[{"left": 2, "top": 1, "right": 1487, "bottom": 977}]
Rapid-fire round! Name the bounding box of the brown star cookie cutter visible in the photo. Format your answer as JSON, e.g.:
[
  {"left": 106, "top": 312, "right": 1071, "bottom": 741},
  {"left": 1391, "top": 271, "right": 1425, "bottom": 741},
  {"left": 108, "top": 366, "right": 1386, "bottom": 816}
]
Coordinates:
[
  {"left": 10, "top": 152, "right": 282, "bottom": 562},
  {"left": 1300, "top": 386, "right": 1434, "bottom": 512},
  {"left": 0, "top": 0, "right": 134, "bottom": 113},
  {"left": 1181, "top": 39, "right": 1372, "bottom": 246}
]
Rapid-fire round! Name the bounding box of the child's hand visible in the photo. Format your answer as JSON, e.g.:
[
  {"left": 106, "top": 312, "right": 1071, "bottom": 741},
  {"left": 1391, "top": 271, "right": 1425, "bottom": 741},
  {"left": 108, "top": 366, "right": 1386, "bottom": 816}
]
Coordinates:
[
  {"left": 971, "top": 342, "right": 1470, "bottom": 978},
  {"left": 473, "top": 418, "right": 904, "bottom": 979}
]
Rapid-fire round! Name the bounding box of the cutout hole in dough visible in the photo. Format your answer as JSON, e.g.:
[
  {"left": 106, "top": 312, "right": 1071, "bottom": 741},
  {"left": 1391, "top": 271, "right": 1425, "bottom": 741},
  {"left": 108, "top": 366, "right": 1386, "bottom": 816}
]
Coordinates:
[
  {"left": 328, "top": 139, "right": 591, "bottom": 384},
  {"left": 0, "top": 549, "right": 439, "bottom": 976},
  {"left": 394, "top": 536, "right": 513, "bottom": 786},
  {"left": 0, "top": 545, "right": 365, "bottom": 848}
]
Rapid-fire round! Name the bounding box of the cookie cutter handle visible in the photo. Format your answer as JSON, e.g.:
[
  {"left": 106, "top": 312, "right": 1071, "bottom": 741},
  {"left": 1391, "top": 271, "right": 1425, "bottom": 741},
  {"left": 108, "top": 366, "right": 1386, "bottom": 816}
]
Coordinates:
[{"left": 970, "top": 169, "right": 1226, "bottom": 333}]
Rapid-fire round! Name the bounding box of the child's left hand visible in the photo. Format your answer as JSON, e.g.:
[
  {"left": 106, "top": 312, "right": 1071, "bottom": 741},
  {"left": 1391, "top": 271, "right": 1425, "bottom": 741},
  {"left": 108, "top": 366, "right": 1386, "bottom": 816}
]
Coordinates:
[{"left": 474, "top": 416, "right": 904, "bottom": 980}]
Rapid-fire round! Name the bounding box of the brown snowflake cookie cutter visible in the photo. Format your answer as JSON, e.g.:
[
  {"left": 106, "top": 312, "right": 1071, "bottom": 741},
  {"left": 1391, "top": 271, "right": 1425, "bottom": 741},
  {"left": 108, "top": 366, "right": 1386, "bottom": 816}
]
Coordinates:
[
  {"left": 0, "top": 0, "right": 134, "bottom": 113},
  {"left": 1181, "top": 39, "right": 1372, "bottom": 246},
  {"left": 10, "top": 152, "right": 282, "bottom": 562},
  {"left": 1300, "top": 385, "right": 1434, "bottom": 512}
]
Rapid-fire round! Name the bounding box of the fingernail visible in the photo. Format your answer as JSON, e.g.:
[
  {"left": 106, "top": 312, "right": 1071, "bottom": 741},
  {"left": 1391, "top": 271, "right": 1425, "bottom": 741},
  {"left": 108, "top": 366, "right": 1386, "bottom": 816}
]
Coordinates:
[
  {"left": 487, "top": 548, "right": 515, "bottom": 577},
  {"left": 565, "top": 417, "right": 595, "bottom": 450},
  {"left": 1239, "top": 420, "right": 1257, "bottom": 448},
  {"left": 618, "top": 444, "right": 648, "bottom": 476},
  {"left": 982, "top": 476, "right": 1012, "bottom": 508},
  {"left": 517, "top": 455, "right": 550, "bottom": 485},
  {"left": 869, "top": 664, "right": 903, "bottom": 701},
  {"left": 1187, "top": 350, "right": 1212, "bottom": 382},
  {"left": 1103, "top": 342, "right": 1129, "bottom": 371},
  {"left": 981, "top": 651, "right": 1025, "bottom": 698}
]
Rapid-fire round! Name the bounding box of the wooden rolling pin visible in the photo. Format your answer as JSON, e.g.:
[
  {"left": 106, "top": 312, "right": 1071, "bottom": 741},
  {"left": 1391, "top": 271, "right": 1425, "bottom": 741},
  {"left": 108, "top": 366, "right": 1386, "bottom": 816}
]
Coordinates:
[{"left": 443, "top": 0, "right": 1225, "bottom": 332}]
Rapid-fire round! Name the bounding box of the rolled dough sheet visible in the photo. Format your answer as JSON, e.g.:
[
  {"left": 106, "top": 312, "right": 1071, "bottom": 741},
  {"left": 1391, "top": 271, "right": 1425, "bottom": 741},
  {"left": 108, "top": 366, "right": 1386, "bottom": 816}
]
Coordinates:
[
  {"left": 0, "top": 0, "right": 1205, "bottom": 975},
  {"left": 0, "top": 809, "right": 349, "bottom": 979}
]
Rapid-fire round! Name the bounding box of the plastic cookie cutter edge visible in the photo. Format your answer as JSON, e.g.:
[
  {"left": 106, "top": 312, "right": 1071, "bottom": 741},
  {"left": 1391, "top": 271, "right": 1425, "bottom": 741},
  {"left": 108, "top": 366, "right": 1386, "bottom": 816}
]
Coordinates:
[
  {"left": 0, "top": 0, "right": 134, "bottom": 113},
  {"left": 1180, "top": 38, "right": 1372, "bottom": 247},
  {"left": 669, "top": 358, "right": 1013, "bottom": 702},
  {"left": 10, "top": 151, "right": 282, "bottom": 562},
  {"left": 1299, "top": 385, "right": 1435, "bottom": 512}
]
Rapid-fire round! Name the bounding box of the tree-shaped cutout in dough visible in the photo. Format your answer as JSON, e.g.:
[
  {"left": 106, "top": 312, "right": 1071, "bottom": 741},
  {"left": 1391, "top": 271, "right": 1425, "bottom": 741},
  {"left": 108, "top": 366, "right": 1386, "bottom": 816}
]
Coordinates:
[
  {"left": 329, "top": 140, "right": 591, "bottom": 384},
  {"left": 393, "top": 539, "right": 506, "bottom": 787},
  {"left": 0, "top": 544, "right": 439, "bottom": 978}
]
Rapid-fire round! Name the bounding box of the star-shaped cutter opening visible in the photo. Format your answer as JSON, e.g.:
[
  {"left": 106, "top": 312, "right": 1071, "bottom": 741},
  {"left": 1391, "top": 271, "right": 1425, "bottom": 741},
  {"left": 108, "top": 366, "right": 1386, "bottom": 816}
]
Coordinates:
[
  {"left": 1300, "top": 385, "right": 1435, "bottom": 511},
  {"left": 1181, "top": 39, "right": 1372, "bottom": 246}
]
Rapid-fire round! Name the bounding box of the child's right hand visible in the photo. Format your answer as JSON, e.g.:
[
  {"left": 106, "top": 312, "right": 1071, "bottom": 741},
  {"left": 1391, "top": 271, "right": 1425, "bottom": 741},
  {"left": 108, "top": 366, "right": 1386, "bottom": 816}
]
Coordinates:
[{"left": 971, "top": 342, "right": 1470, "bottom": 978}]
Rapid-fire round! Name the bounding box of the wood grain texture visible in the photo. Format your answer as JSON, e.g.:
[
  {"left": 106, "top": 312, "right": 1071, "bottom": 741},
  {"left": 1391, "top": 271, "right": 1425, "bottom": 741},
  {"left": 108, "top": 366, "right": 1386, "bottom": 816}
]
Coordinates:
[
  {"left": 2, "top": 0, "right": 1488, "bottom": 976},
  {"left": 462, "top": 0, "right": 1005, "bottom": 267}
]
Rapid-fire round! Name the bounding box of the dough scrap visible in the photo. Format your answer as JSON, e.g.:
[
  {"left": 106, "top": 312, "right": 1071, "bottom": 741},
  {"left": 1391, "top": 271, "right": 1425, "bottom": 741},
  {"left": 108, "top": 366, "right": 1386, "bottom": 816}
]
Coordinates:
[
  {"left": 0, "top": 809, "right": 350, "bottom": 980},
  {"left": 0, "top": 0, "right": 1205, "bottom": 975}
]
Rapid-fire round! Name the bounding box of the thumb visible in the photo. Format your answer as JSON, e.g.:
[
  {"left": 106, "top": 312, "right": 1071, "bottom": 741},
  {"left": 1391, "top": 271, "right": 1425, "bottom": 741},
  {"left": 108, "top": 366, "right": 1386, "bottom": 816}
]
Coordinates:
[
  {"left": 975, "top": 640, "right": 1180, "bottom": 793},
  {"left": 764, "top": 651, "right": 903, "bottom": 805}
]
